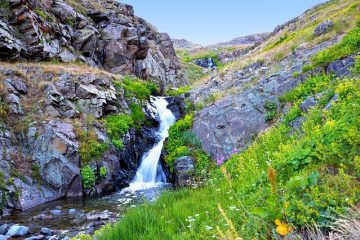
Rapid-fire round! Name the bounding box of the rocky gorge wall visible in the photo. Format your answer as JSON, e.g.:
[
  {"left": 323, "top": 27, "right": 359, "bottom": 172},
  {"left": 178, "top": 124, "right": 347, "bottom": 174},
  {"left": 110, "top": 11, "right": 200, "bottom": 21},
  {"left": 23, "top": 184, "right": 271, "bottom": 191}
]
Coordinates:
[
  {"left": 0, "top": 0, "right": 187, "bottom": 88},
  {"left": 0, "top": 0, "right": 187, "bottom": 215}
]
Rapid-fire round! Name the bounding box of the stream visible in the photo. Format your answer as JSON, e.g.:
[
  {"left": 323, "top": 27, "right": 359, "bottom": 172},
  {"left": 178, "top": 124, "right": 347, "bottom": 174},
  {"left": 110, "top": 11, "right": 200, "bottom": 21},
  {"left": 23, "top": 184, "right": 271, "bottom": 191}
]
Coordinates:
[{"left": 1, "top": 97, "right": 176, "bottom": 239}]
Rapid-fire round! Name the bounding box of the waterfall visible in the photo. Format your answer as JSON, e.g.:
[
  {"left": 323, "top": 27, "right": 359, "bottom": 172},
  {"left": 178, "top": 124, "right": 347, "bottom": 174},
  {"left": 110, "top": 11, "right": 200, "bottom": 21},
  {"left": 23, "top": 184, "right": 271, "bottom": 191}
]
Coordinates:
[{"left": 127, "top": 96, "right": 176, "bottom": 191}]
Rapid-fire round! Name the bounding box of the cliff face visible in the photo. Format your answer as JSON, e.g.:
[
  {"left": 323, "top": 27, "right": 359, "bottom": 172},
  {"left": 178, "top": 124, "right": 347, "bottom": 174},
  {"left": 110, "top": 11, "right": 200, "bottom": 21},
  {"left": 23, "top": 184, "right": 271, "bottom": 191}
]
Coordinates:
[
  {"left": 0, "top": 0, "right": 187, "bottom": 214},
  {"left": 0, "top": 0, "right": 187, "bottom": 88}
]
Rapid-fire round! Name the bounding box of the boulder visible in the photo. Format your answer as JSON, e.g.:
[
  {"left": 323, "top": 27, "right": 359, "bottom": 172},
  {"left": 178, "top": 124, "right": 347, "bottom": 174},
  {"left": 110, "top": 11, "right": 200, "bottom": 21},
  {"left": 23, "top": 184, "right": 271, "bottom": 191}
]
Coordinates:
[
  {"left": 173, "top": 156, "right": 195, "bottom": 187},
  {"left": 6, "top": 225, "right": 29, "bottom": 237},
  {"left": 327, "top": 55, "right": 355, "bottom": 76},
  {"left": 314, "top": 20, "right": 333, "bottom": 36},
  {"left": 0, "top": 224, "right": 9, "bottom": 235},
  {"left": 0, "top": 235, "right": 9, "bottom": 240}
]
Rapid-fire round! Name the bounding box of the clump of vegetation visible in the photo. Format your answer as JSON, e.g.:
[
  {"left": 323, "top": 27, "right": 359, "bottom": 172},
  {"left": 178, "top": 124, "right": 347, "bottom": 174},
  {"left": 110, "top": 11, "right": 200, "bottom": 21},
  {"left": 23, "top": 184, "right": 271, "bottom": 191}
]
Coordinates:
[
  {"left": 75, "top": 117, "right": 108, "bottom": 164},
  {"left": 120, "top": 76, "right": 159, "bottom": 101},
  {"left": 292, "top": 71, "right": 300, "bottom": 78},
  {"left": 166, "top": 86, "right": 191, "bottom": 96},
  {"left": 165, "top": 114, "right": 214, "bottom": 175},
  {"left": 104, "top": 114, "right": 132, "bottom": 150},
  {"left": 176, "top": 49, "right": 223, "bottom": 67},
  {"left": 100, "top": 166, "right": 107, "bottom": 178},
  {"left": 80, "top": 165, "right": 96, "bottom": 189},
  {"left": 352, "top": 55, "right": 360, "bottom": 73},
  {"left": 311, "top": 23, "right": 360, "bottom": 69},
  {"left": 264, "top": 101, "right": 277, "bottom": 121},
  {"left": 77, "top": 128, "right": 108, "bottom": 163},
  {"left": 264, "top": 34, "right": 290, "bottom": 51},
  {"left": 30, "top": 163, "right": 41, "bottom": 182}
]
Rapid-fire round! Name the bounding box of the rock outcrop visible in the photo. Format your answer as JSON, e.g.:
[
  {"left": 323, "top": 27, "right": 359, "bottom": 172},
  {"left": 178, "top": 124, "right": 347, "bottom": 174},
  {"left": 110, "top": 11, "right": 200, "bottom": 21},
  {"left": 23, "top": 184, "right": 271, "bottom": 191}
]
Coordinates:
[
  {"left": 0, "top": 0, "right": 187, "bottom": 88},
  {"left": 191, "top": 36, "right": 355, "bottom": 159}
]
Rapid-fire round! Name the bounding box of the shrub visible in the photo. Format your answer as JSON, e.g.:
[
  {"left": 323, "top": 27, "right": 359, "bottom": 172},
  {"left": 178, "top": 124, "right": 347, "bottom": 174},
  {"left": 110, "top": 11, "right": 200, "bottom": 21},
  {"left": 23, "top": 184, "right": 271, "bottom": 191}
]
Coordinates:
[
  {"left": 81, "top": 165, "right": 96, "bottom": 189},
  {"left": 292, "top": 71, "right": 300, "bottom": 78},
  {"left": 167, "top": 86, "right": 191, "bottom": 96},
  {"left": 130, "top": 103, "right": 145, "bottom": 127},
  {"left": 122, "top": 76, "right": 159, "bottom": 101},
  {"left": 166, "top": 146, "right": 190, "bottom": 166},
  {"left": 77, "top": 129, "right": 108, "bottom": 164},
  {"left": 264, "top": 101, "right": 277, "bottom": 121},
  {"left": 100, "top": 166, "right": 107, "bottom": 178},
  {"left": 104, "top": 114, "right": 132, "bottom": 150},
  {"left": 302, "top": 64, "right": 314, "bottom": 73}
]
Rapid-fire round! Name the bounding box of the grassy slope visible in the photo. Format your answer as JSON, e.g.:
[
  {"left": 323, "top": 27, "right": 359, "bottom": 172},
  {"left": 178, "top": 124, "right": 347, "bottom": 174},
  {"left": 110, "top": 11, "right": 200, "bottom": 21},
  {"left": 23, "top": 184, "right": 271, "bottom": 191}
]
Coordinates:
[
  {"left": 93, "top": 69, "right": 360, "bottom": 239},
  {"left": 75, "top": 1, "right": 360, "bottom": 239}
]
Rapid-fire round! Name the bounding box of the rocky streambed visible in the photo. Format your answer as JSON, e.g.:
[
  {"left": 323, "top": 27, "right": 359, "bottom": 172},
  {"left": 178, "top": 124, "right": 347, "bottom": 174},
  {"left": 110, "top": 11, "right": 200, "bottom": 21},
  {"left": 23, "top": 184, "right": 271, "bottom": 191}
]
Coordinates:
[{"left": 0, "top": 185, "right": 168, "bottom": 239}]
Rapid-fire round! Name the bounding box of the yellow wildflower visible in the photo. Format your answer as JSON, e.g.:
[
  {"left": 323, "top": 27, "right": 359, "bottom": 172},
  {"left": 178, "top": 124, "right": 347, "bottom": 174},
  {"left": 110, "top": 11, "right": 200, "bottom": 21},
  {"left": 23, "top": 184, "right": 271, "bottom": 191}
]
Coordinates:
[{"left": 275, "top": 219, "right": 291, "bottom": 236}]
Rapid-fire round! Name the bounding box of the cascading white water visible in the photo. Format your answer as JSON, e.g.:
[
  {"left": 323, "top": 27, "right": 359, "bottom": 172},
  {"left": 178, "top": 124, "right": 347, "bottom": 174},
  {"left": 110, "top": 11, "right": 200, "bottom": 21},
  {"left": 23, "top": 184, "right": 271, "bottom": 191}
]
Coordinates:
[{"left": 126, "top": 96, "right": 176, "bottom": 191}]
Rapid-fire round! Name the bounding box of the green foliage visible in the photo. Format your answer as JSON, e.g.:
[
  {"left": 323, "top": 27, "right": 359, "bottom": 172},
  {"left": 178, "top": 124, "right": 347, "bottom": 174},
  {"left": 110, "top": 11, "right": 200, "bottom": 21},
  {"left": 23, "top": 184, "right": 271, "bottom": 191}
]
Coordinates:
[
  {"left": 77, "top": 128, "right": 108, "bottom": 164},
  {"left": 30, "top": 163, "right": 41, "bottom": 182},
  {"left": 177, "top": 49, "right": 223, "bottom": 67},
  {"left": 302, "top": 64, "right": 314, "bottom": 73},
  {"left": 312, "top": 25, "right": 360, "bottom": 68},
  {"left": 352, "top": 55, "right": 360, "bottom": 74},
  {"left": 280, "top": 74, "right": 334, "bottom": 103},
  {"left": 264, "top": 101, "right": 277, "bottom": 122},
  {"left": 97, "top": 75, "right": 360, "bottom": 239},
  {"left": 0, "top": 1, "right": 10, "bottom": 9},
  {"left": 104, "top": 114, "right": 132, "bottom": 150},
  {"left": 292, "top": 71, "right": 300, "bottom": 78},
  {"left": 100, "top": 166, "right": 107, "bottom": 178},
  {"left": 166, "top": 146, "right": 190, "bottom": 165},
  {"left": 122, "top": 76, "right": 159, "bottom": 101},
  {"left": 164, "top": 113, "right": 213, "bottom": 176},
  {"left": 129, "top": 103, "right": 145, "bottom": 127},
  {"left": 80, "top": 165, "right": 96, "bottom": 189},
  {"left": 166, "top": 86, "right": 191, "bottom": 96},
  {"left": 264, "top": 34, "right": 290, "bottom": 51}
]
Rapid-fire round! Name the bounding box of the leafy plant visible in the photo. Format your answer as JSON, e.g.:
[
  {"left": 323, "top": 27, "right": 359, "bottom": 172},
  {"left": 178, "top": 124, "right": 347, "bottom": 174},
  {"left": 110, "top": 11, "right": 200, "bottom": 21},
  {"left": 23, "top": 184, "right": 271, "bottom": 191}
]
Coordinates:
[
  {"left": 81, "top": 165, "right": 96, "bottom": 189},
  {"left": 100, "top": 166, "right": 107, "bottom": 178}
]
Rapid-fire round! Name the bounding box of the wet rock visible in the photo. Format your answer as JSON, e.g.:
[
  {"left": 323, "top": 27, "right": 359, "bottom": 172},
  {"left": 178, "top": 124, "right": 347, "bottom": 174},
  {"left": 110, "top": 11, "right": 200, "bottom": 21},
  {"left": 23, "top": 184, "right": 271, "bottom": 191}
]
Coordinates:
[
  {"left": 6, "top": 224, "right": 29, "bottom": 237},
  {"left": 40, "top": 227, "right": 53, "bottom": 236},
  {"left": 0, "top": 235, "right": 9, "bottom": 240},
  {"left": 0, "top": 224, "right": 9, "bottom": 235},
  {"left": 68, "top": 209, "right": 77, "bottom": 214},
  {"left": 86, "top": 211, "right": 111, "bottom": 221},
  {"left": 50, "top": 209, "right": 62, "bottom": 215},
  {"left": 173, "top": 156, "right": 195, "bottom": 187},
  {"left": 314, "top": 20, "right": 333, "bottom": 36},
  {"left": 25, "top": 235, "right": 45, "bottom": 240}
]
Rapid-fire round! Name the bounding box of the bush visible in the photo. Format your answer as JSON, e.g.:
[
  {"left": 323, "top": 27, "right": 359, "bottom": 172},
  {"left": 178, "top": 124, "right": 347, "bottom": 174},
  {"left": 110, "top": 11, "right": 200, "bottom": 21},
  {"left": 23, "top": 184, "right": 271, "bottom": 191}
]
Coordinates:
[
  {"left": 78, "top": 129, "right": 108, "bottom": 163},
  {"left": 130, "top": 103, "right": 145, "bottom": 127},
  {"left": 100, "top": 166, "right": 107, "bottom": 178},
  {"left": 292, "top": 71, "right": 300, "bottom": 78},
  {"left": 264, "top": 101, "right": 277, "bottom": 121},
  {"left": 104, "top": 114, "right": 132, "bottom": 150},
  {"left": 81, "top": 165, "right": 96, "bottom": 189},
  {"left": 167, "top": 86, "right": 191, "bottom": 96},
  {"left": 302, "top": 64, "right": 314, "bottom": 73},
  {"left": 122, "top": 76, "right": 159, "bottom": 101}
]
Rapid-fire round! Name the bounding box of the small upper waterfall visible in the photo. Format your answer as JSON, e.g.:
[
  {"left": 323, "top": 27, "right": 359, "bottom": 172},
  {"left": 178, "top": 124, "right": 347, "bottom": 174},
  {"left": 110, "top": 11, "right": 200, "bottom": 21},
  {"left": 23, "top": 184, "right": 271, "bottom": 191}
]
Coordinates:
[{"left": 126, "top": 96, "right": 176, "bottom": 191}]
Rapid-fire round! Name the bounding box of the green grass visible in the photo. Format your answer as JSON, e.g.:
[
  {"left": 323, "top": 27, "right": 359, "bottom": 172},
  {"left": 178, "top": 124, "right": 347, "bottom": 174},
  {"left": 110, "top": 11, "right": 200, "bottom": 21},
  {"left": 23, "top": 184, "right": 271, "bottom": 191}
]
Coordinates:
[{"left": 91, "top": 74, "right": 360, "bottom": 240}]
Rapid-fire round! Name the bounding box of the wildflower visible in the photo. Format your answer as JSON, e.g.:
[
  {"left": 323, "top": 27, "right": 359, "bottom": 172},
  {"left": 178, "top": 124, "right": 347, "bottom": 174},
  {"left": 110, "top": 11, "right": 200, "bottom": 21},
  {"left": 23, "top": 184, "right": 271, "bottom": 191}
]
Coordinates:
[
  {"left": 216, "top": 156, "right": 225, "bottom": 166},
  {"left": 275, "top": 219, "right": 292, "bottom": 236},
  {"left": 229, "top": 206, "right": 236, "bottom": 211},
  {"left": 205, "top": 226, "right": 213, "bottom": 231}
]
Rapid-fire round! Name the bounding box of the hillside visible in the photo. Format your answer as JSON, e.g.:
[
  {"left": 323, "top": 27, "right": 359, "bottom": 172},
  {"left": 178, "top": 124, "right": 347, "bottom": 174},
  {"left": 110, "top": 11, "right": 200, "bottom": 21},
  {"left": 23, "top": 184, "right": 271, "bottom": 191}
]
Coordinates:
[
  {"left": 92, "top": 0, "right": 360, "bottom": 239},
  {"left": 0, "top": 0, "right": 359, "bottom": 239}
]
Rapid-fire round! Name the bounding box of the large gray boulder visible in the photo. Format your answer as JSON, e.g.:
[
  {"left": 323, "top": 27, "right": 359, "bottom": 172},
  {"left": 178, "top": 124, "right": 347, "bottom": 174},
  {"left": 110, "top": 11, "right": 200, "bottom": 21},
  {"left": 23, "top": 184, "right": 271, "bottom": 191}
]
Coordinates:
[
  {"left": 314, "top": 20, "right": 333, "bottom": 36},
  {"left": 173, "top": 156, "right": 195, "bottom": 187},
  {"left": 6, "top": 225, "right": 29, "bottom": 237}
]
